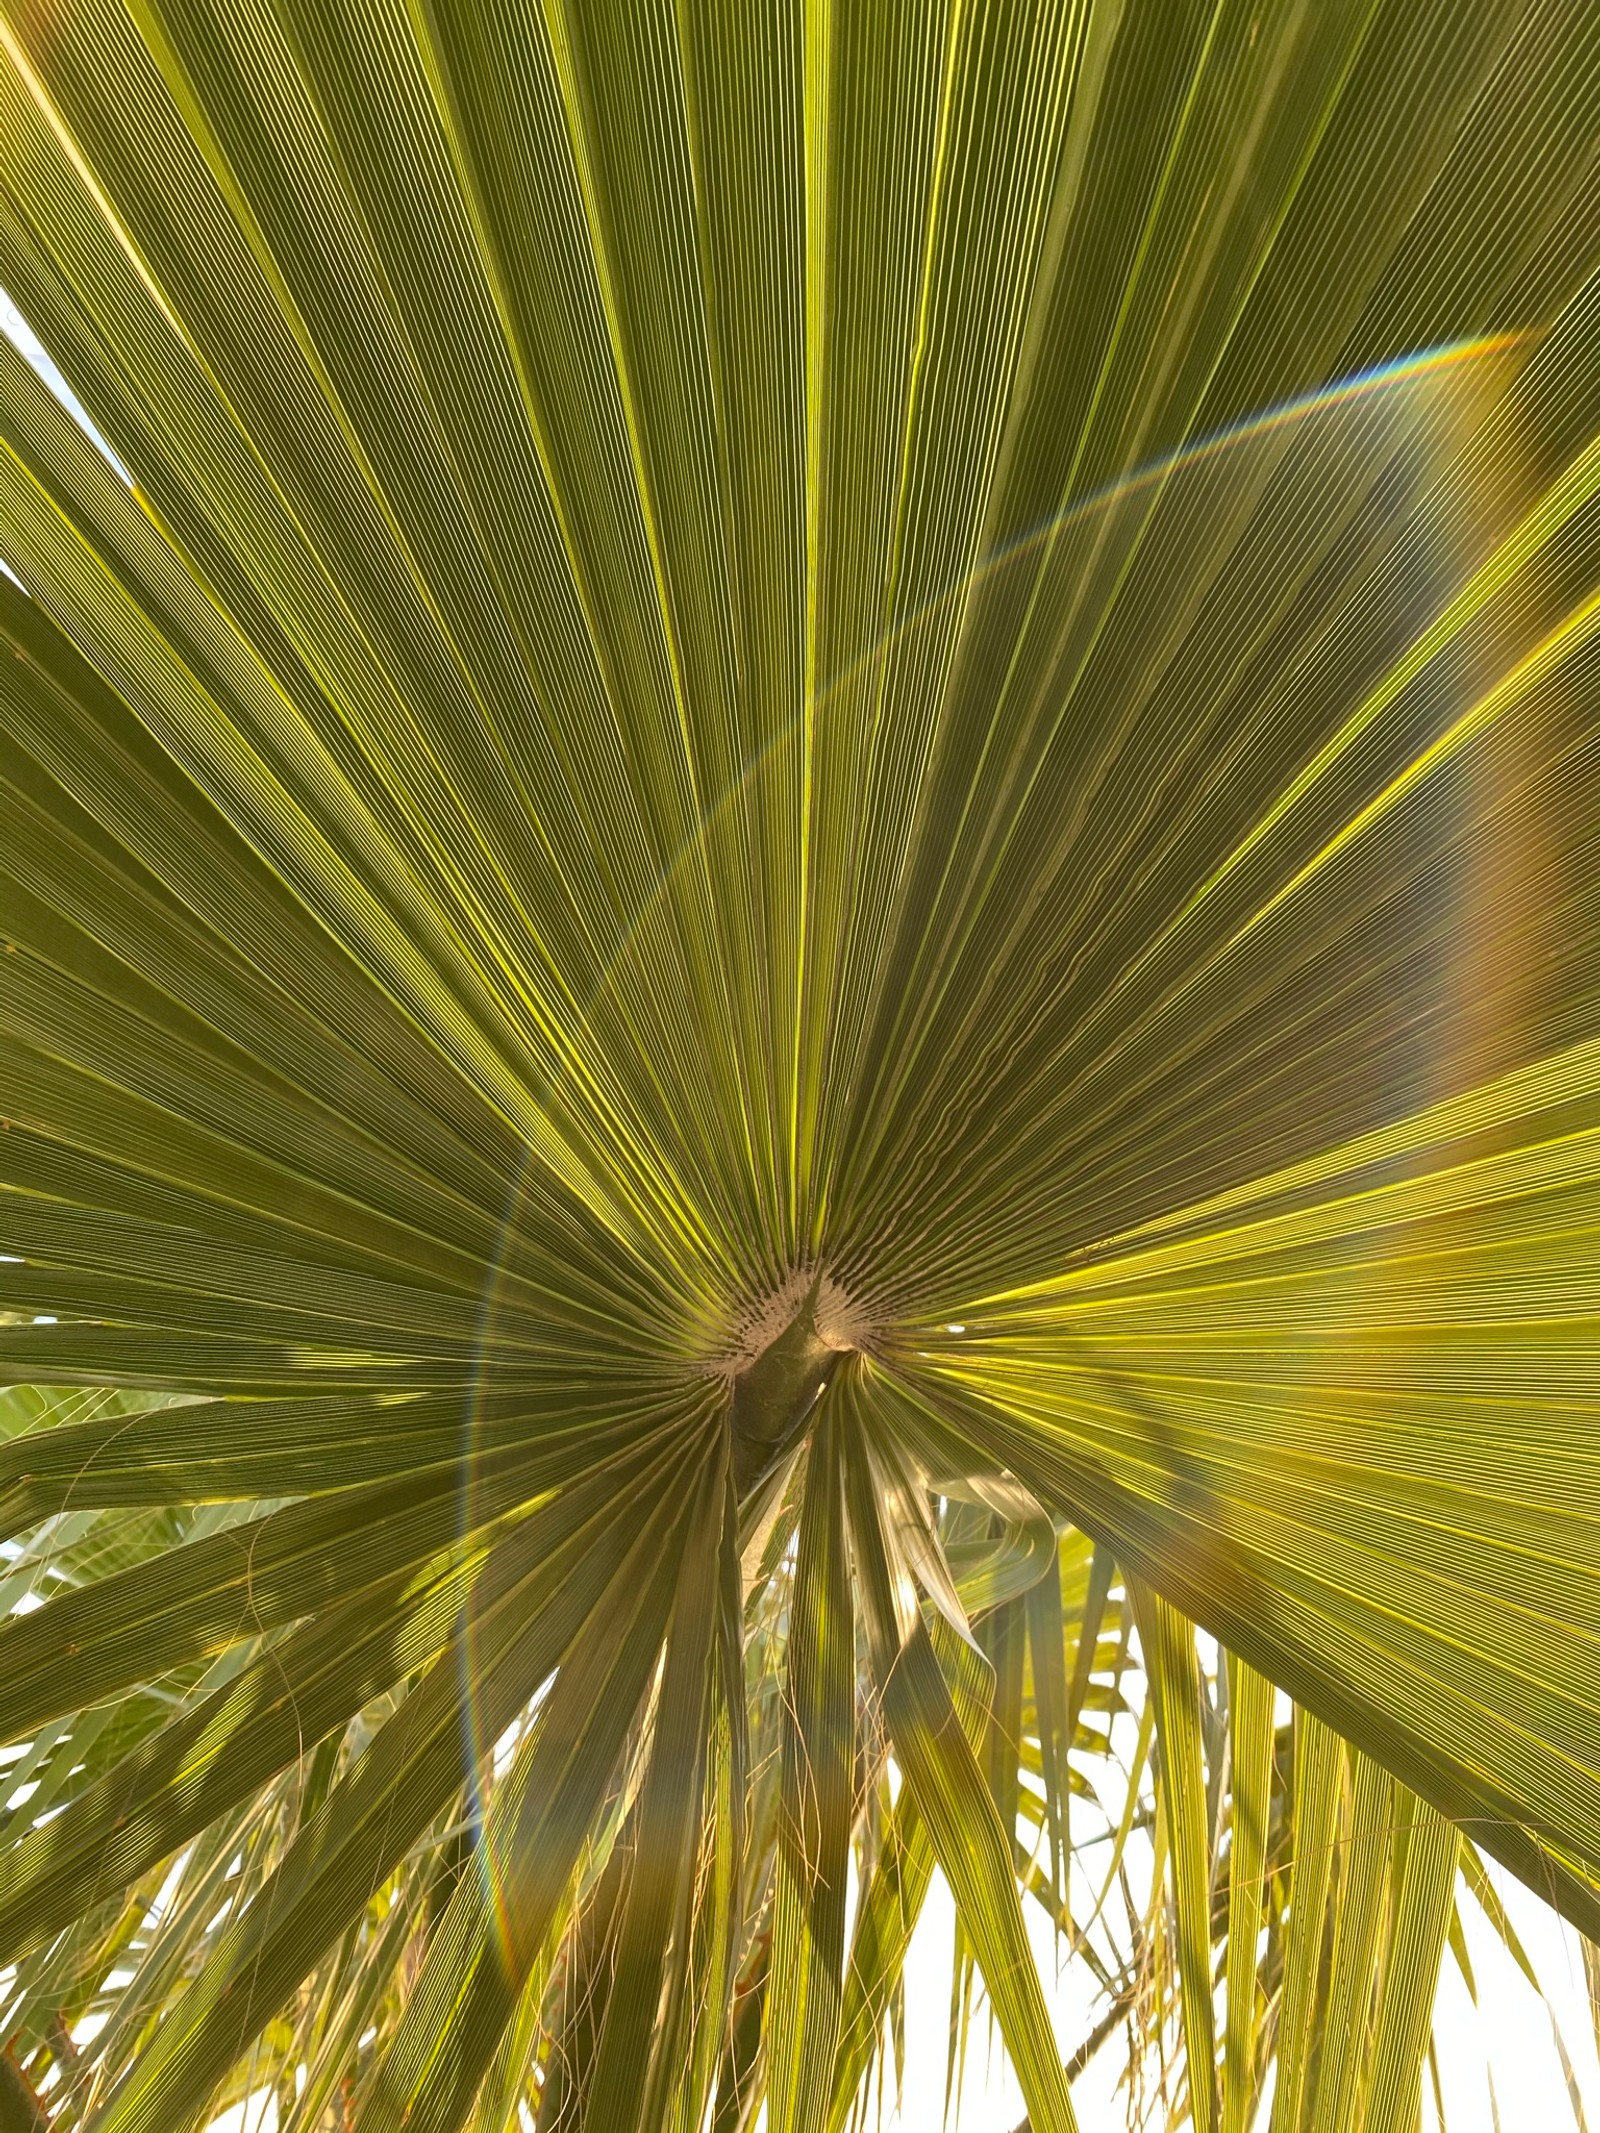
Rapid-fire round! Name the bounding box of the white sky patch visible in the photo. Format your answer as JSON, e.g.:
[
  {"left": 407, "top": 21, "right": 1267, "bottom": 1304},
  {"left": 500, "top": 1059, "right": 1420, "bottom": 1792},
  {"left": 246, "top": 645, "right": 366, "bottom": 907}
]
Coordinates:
[
  {"left": 1, "top": 285, "right": 132, "bottom": 484},
  {"left": 878, "top": 1642, "right": 1595, "bottom": 2132},
  {"left": 204, "top": 2091, "right": 277, "bottom": 2133},
  {"left": 143, "top": 1850, "right": 192, "bottom": 1931},
  {"left": 492, "top": 1714, "right": 523, "bottom": 1781},
  {"left": 877, "top": 1839, "right": 1600, "bottom": 2133}
]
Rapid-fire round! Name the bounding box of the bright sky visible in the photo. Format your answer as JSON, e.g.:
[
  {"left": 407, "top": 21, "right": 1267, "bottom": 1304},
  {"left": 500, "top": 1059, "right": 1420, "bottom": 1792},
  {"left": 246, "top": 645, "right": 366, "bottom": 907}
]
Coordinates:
[
  {"left": 0, "top": 285, "right": 129, "bottom": 483},
  {"left": 139, "top": 1851, "right": 1600, "bottom": 2133},
  {"left": 877, "top": 1853, "right": 1600, "bottom": 2133},
  {"left": 142, "top": 1867, "right": 1600, "bottom": 2133}
]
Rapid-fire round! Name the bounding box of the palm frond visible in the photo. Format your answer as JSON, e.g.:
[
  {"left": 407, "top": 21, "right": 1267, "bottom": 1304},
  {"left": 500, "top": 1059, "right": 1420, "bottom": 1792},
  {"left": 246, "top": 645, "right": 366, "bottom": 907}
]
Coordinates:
[{"left": 3, "top": 0, "right": 1600, "bottom": 2127}]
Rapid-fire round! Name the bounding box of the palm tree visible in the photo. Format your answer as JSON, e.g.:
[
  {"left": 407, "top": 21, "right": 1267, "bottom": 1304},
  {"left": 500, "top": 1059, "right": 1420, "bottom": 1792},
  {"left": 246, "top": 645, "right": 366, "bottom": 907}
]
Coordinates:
[{"left": 2, "top": 1, "right": 1599, "bottom": 2127}]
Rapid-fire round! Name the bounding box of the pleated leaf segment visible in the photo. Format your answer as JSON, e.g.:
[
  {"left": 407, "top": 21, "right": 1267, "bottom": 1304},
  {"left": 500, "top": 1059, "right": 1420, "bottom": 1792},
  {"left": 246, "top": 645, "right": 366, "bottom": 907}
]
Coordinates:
[{"left": 2, "top": 0, "right": 1599, "bottom": 2128}]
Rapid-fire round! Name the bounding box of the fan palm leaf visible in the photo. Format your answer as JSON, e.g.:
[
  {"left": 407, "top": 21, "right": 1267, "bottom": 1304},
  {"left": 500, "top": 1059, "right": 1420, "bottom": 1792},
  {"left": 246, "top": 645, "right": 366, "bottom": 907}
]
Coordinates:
[{"left": 2, "top": 0, "right": 1600, "bottom": 2127}]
